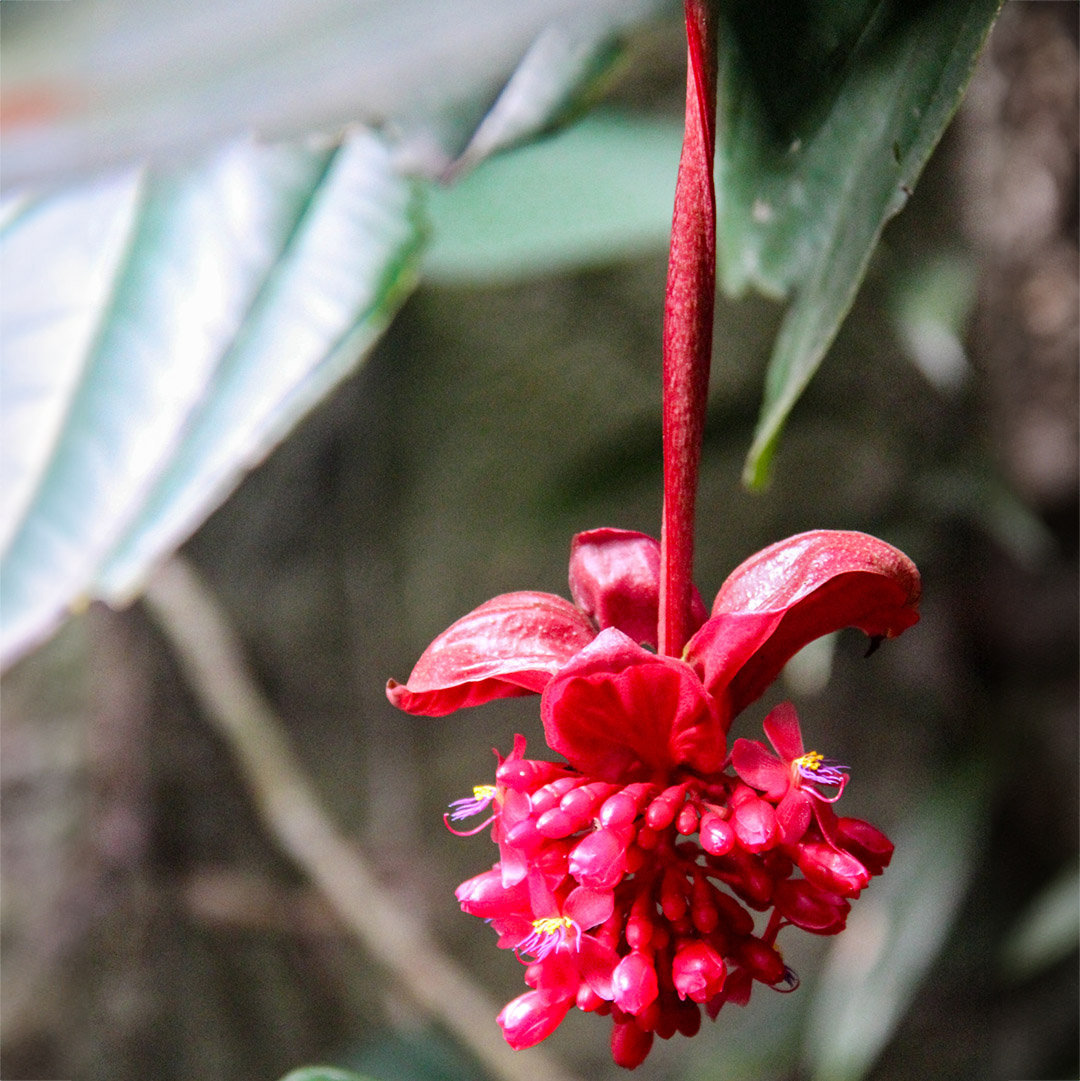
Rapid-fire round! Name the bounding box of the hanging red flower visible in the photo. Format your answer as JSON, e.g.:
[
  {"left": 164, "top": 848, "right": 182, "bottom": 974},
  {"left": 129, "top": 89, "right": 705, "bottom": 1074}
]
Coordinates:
[{"left": 388, "top": 527, "right": 920, "bottom": 1068}]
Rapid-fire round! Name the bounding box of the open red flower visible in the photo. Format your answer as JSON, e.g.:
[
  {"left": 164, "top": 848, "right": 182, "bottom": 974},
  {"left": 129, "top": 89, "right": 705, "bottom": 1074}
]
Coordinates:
[
  {"left": 388, "top": 527, "right": 920, "bottom": 1068},
  {"left": 732, "top": 701, "right": 849, "bottom": 845}
]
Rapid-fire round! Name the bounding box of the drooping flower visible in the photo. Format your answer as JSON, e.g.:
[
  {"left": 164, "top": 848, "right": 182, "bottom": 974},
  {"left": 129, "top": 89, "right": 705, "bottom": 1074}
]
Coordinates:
[{"left": 388, "top": 527, "right": 920, "bottom": 1068}]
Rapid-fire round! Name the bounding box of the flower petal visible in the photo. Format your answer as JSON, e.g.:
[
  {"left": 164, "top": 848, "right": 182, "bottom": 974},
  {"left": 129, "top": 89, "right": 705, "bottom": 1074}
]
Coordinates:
[
  {"left": 762, "top": 701, "right": 805, "bottom": 762},
  {"left": 565, "top": 885, "right": 615, "bottom": 930},
  {"left": 541, "top": 628, "right": 725, "bottom": 780},
  {"left": 731, "top": 738, "right": 788, "bottom": 800},
  {"left": 774, "top": 787, "right": 813, "bottom": 845},
  {"left": 577, "top": 935, "right": 619, "bottom": 1000},
  {"left": 687, "top": 531, "right": 921, "bottom": 717},
  {"left": 569, "top": 528, "right": 706, "bottom": 648},
  {"left": 387, "top": 592, "right": 597, "bottom": 715}
]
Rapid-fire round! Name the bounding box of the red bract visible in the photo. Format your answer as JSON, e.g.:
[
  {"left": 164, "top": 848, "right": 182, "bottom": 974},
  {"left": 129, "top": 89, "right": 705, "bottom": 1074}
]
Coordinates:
[{"left": 388, "top": 527, "right": 920, "bottom": 1067}]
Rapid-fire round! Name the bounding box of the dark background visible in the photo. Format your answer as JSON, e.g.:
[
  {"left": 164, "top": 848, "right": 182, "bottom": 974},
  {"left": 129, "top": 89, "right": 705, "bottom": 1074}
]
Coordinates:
[{"left": 2, "top": 4, "right": 1076, "bottom": 1080}]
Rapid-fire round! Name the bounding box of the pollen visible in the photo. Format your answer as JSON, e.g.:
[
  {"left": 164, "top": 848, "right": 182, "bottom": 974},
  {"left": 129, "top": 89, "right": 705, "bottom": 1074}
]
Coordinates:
[
  {"left": 445, "top": 784, "right": 498, "bottom": 833},
  {"left": 517, "top": 916, "right": 578, "bottom": 961},
  {"left": 794, "top": 751, "right": 825, "bottom": 772},
  {"left": 533, "top": 916, "right": 574, "bottom": 935},
  {"left": 792, "top": 751, "right": 849, "bottom": 793}
]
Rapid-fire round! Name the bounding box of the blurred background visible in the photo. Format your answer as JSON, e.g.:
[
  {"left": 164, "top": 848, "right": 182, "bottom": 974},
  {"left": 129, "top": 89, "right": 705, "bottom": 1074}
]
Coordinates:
[{"left": 1, "top": 3, "right": 1076, "bottom": 1081}]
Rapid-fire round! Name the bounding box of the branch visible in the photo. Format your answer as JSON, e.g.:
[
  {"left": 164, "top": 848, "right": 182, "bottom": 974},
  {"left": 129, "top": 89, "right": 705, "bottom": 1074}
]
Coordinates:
[{"left": 143, "top": 556, "right": 581, "bottom": 1081}]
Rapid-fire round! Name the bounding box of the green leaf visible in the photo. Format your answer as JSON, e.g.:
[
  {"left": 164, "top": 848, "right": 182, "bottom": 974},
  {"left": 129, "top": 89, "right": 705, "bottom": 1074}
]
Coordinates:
[
  {"left": 1000, "top": 862, "right": 1080, "bottom": 982},
  {"left": 278, "top": 1070, "right": 379, "bottom": 1081},
  {"left": 1, "top": 0, "right": 669, "bottom": 189},
  {"left": 0, "top": 127, "right": 424, "bottom": 668},
  {"left": 803, "top": 759, "right": 989, "bottom": 1081},
  {"left": 714, "top": 0, "right": 1004, "bottom": 488},
  {"left": 424, "top": 111, "right": 683, "bottom": 283}
]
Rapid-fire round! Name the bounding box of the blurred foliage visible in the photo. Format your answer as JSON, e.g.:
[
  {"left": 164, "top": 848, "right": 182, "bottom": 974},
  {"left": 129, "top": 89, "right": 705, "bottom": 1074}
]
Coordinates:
[
  {"left": 1, "top": 0, "right": 1002, "bottom": 664},
  {"left": 1, "top": 4, "right": 1077, "bottom": 1081}
]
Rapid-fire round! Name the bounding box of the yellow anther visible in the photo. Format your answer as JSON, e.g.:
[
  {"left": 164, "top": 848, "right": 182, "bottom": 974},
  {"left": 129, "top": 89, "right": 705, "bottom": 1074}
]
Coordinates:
[
  {"left": 794, "top": 751, "right": 825, "bottom": 772},
  {"left": 532, "top": 916, "right": 574, "bottom": 935},
  {"left": 472, "top": 784, "right": 496, "bottom": 800}
]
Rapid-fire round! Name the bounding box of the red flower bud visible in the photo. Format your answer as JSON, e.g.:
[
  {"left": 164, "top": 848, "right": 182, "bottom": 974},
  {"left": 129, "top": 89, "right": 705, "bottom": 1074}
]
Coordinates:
[
  {"left": 673, "top": 941, "right": 727, "bottom": 1002},
  {"left": 797, "top": 841, "right": 871, "bottom": 896},
  {"left": 835, "top": 816, "right": 894, "bottom": 876},
  {"left": 569, "top": 828, "right": 629, "bottom": 890},
  {"left": 731, "top": 794, "right": 778, "bottom": 853},
  {"left": 496, "top": 757, "right": 572, "bottom": 792},
  {"left": 455, "top": 868, "right": 530, "bottom": 918},
  {"left": 773, "top": 878, "right": 850, "bottom": 934},
  {"left": 645, "top": 784, "right": 689, "bottom": 830},
  {"left": 613, "top": 950, "right": 660, "bottom": 1015},
  {"left": 699, "top": 811, "right": 735, "bottom": 855},
  {"left": 611, "top": 1016, "right": 655, "bottom": 1069},
  {"left": 738, "top": 937, "right": 786, "bottom": 985},
  {"left": 497, "top": 991, "right": 572, "bottom": 1050}
]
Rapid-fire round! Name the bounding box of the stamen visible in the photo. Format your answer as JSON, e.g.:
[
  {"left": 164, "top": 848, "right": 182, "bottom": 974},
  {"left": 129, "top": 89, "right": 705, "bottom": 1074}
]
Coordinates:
[
  {"left": 444, "top": 784, "right": 497, "bottom": 835},
  {"left": 447, "top": 784, "right": 496, "bottom": 821},
  {"left": 793, "top": 751, "right": 849, "bottom": 792},
  {"left": 516, "top": 916, "right": 578, "bottom": 961}
]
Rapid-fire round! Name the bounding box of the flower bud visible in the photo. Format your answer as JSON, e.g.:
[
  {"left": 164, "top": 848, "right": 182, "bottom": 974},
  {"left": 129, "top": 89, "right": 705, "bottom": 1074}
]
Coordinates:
[
  {"left": 699, "top": 811, "right": 735, "bottom": 855},
  {"left": 455, "top": 868, "right": 530, "bottom": 917},
  {"left": 835, "top": 816, "right": 894, "bottom": 875},
  {"left": 796, "top": 841, "right": 871, "bottom": 896},
  {"left": 535, "top": 808, "right": 580, "bottom": 838},
  {"left": 660, "top": 867, "right": 689, "bottom": 921},
  {"left": 738, "top": 936, "right": 786, "bottom": 985},
  {"left": 773, "top": 878, "right": 850, "bottom": 934},
  {"left": 690, "top": 874, "right": 719, "bottom": 934},
  {"left": 613, "top": 950, "right": 659, "bottom": 1015},
  {"left": 528, "top": 776, "right": 582, "bottom": 814},
  {"left": 569, "top": 828, "right": 628, "bottom": 890},
  {"left": 610, "top": 1017, "right": 654, "bottom": 1069},
  {"left": 672, "top": 941, "right": 727, "bottom": 1003},
  {"left": 496, "top": 758, "right": 571, "bottom": 792},
  {"left": 676, "top": 802, "right": 700, "bottom": 835},
  {"left": 497, "top": 991, "right": 571, "bottom": 1049},
  {"left": 645, "top": 784, "right": 689, "bottom": 830},
  {"left": 731, "top": 795, "right": 777, "bottom": 853}
]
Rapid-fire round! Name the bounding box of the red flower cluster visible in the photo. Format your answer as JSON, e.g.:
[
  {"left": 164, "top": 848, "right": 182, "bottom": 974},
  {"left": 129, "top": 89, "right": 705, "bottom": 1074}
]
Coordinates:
[{"left": 388, "top": 528, "right": 920, "bottom": 1068}]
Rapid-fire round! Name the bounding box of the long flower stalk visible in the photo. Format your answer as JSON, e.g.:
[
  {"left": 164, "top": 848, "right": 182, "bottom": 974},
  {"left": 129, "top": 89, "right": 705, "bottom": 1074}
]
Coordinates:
[{"left": 659, "top": 0, "right": 719, "bottom": 658}]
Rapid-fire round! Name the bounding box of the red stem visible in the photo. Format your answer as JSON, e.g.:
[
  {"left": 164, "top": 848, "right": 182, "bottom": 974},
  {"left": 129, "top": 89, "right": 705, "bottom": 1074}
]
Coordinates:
[{"left": 659, "top": 0, "right": 718, "bottom": 657}]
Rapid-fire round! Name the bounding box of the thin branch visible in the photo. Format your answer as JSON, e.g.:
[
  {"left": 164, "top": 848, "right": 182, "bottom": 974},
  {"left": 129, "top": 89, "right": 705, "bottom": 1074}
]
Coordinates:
[{"left": 143, "top": 556, "right": 582, "bottom": 1081}]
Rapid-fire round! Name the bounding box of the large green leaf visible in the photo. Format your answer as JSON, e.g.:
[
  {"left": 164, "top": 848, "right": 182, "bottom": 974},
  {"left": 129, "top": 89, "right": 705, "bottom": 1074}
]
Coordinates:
[
  {"left": 278, "top": 1070, "right": 378, "bottom": 1081},
  {"left": 715, "top": 0, "right": 1003, "bottom": 487},
  {"left": 424, "top": 111, "right": 683, "bottom": 283},
  {"left": 1, "top": 0, "right": 668, "bottom": 189},
  {"left": 0, "top": 128, "right": 424, "bottom": 668}
]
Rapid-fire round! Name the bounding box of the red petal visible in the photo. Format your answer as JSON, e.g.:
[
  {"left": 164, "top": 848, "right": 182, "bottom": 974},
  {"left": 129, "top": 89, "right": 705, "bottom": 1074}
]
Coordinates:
[
  {"left": 534, "top": 951, "right": 581, "bottom": 1005},
  {"left": 541, "top": 629, "right": 725, "bottom": 781},
  {"left": 387, "top": 592, "right": 596, "bottom": 715},
  {"left": 763, "top": 701, "right": 805, "bottom": 761},
  {"left": 569, "top": 528, "right": 707, "bottom": 648},
  {"left": 577, "top": 935, "right": 619, "bottom": 1001},
  {"left": 688, "top": 531, "right": 920, "bottom": 718},
  {"left": 774, "top": 787, "right": 813, "bottom": 845},
  {"left": 731, "top": 738, "right": 788, "bottom": 799},
  {"left": 565, "top": 885, "right": 615, "bottom": 930}
]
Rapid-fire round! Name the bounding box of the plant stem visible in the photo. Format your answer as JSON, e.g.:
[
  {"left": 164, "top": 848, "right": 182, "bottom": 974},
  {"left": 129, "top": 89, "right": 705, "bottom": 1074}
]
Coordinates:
[
  {"left": 144, "top": 557, "right": 581, "bottom": 1081},
  {"left": 659, "top": 0, "right": 719, "bottom": 657}
]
